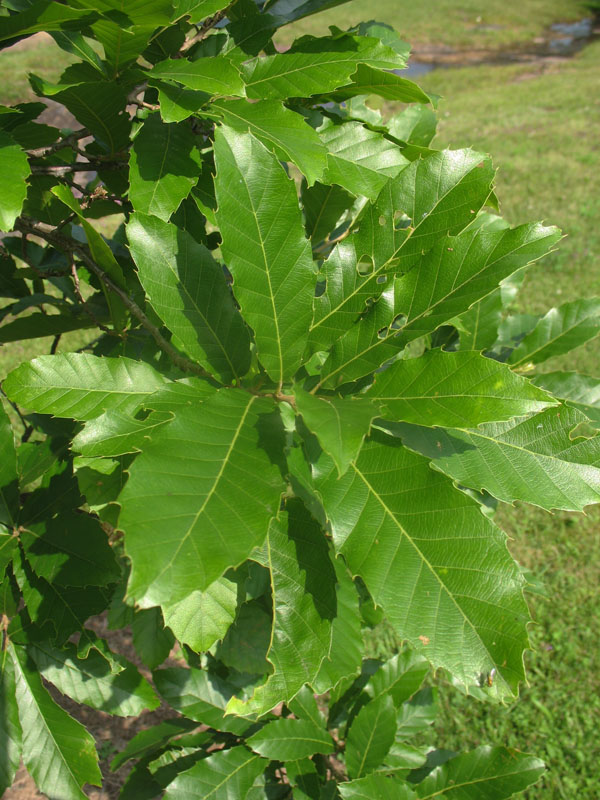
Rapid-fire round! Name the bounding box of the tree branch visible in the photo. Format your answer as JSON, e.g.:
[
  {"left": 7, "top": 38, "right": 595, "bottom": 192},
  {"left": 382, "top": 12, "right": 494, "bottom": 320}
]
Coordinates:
[
  {"left": 30, "top": 162, "right": 126, "bottom": 176},
  {"left": 15, "top": 217, "right": 214, "bottom": 379}
]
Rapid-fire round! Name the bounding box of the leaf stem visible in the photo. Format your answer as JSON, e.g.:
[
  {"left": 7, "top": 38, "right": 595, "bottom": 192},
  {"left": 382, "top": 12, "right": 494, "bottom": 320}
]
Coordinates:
[{"left": 15, "top": 217, "right": 213, "bottom": 379}]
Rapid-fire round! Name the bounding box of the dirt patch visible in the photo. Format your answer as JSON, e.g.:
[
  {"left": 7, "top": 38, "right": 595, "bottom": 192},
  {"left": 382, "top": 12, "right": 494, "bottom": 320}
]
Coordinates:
[{"left": 6, "top": 615, "right": 187, "bottom": 800}]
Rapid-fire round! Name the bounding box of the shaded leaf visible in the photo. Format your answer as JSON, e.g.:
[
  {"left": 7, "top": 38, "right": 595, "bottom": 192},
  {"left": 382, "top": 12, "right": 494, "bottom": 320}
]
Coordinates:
[
  {"left": 0, "top": 2, "right": 98, "bottom": 42},
  {"left": 295, "top": 389, "right": 378, "bottom": 476},
  {"left": 0, "top": 650, "right": 22, "bottom": 796},
  {"left": 0, "top": 400, "right": 18, "bottom": 529},
  {"left": 11, "top": 642, "right": 102, "bottom": 800},
  {"left": 20, "top": 512, "right": 119, "bottom": 587},
  {"left": 532, "top": 371, "right": 600, "bottom": 429},
  {"left": 346, "top": 695, "right": 397, "bottom": 779},
  {"left": 301, "top": 180, "right": 354, "bottom": 244},
  {"left": 127, "top": 212, "right": 252, "bottom": 382},
  {"left": 129, "top": 113, "right": 202, "bottom": 221},
  {"left": 110, "top": 717, "right": 197, "bottom": 771},
  {"left": 28, "top": 640, "right": 159, "bottom": 717},
  {"left": 227, "top": 499, "right": 335, "bottom": 716},
  {"left": 395, "top": 688, "right": 437, "bottom": 740},
  {"left": 313, "top": 556, "right": 363, "bottom": 693},
  {"left": 365, "top": 650, "right": 429, "bottom": 708},
  {"left": 153, "top": 667, "right": 251, "bottom": 735},
  {"left": 132, "top": 606, "right": 175, "bottom": 669}
]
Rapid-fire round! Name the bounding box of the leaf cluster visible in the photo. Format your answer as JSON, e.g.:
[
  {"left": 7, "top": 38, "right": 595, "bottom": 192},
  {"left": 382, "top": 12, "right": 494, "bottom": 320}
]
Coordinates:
[{"left": 1, "top": 0, "right": 600, "bottom": 797}]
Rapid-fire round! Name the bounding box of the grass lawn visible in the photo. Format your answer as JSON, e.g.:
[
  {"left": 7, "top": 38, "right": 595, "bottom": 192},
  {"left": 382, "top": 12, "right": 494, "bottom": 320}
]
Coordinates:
[
  {"left": 1, "top": 5, "right": 599, "bottom": 798},
  {"left": 280, "top": 0, "right": 590, "bottom": 49}
]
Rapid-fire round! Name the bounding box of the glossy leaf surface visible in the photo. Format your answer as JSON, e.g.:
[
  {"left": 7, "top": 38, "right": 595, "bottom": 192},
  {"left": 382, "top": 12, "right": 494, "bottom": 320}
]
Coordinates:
[
  {"left": 214, "top": 126, "right": 316, "bottom": 384},
  {"left": 314, "top": 431, "right": 529, "bottom": 696}
]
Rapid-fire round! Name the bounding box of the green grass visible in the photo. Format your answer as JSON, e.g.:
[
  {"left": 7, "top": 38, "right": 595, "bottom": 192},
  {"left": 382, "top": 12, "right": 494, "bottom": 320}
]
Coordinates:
[
  {"left": 0, "top": 35, "right": 74, "bottom": 106},
  {"left": 420, "top": 42, "right": 600, "bottom": 376},
  {"left": 279, "top": 0, "right": 590, "bottom": 49}
]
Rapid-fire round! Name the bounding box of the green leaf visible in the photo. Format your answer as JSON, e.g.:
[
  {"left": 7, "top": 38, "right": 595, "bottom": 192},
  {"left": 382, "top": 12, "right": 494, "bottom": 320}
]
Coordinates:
[
  {"left": 508, "top": 297, "right": 600, "bottom": 367},
  {"left": 215, "top": 599, "right": 271, "bottom": 675},
  {"left": 0, "top": 400, "right": 18, "bottom": 529},
  {"left": 162, "top": 576, "right": 238, "bottom": 652},
  {"left": 318, "top": 118, "right": 409, "bottom": 201},
  {"left": 228, "top": 499, "right": 334, "bottom": 716},
  {"left": 313, "top": 430, "right": 529, "bottom": 696},
  {"left": 395, "top": 688, "right": 437, "bottom": 740},
  {"left": 172, "top": 0, "right": 232, "bottom": 23},
  {"left": 214, "top": 126, "right": 316, "bottom": 384},
  {"left": 0, "top": 312, "right": 98, "bottom": 344},
  {"left": 28, "top": 641, "right": 159, "bottom": 717},
  {"left": 0, "top": 650, "right": 22, "bottom": 796},
  {"left": 247, "top": 717, "right": 334, "bottom": 760},
  {"left": 346, "top": 695, "right": 397, "bottom": 779},
  {"left": 154, "top": 81, "right": 210, "bottom": 123},
  {"left": 414, "top": 746, "right": 545, "bottom": 799},
  {"left": 313, "top": 556, "right": 363, "bottom": 693},
  {"left": 3, "top": 353, "right": 167, "bottom": 420},
  {"left": 340, "top": 775, "right": 417, "bottom": 800},
  {"left": 365, "top": 651, "right": 429, "bottom": 708},
  {"left": 396, "top": 404, "right": 600, "bottom": 513},
  {"left": 0, "top": 2, "right": 98, "bottom": 42},
  {"left": 309, "top": 149, "right": 495, "bottom": 355},
  {"left": 388, "top": 105, "right": 437, "bottom": 147},
  {"left": 0, "top": 131, "right": 30, "bottom": 231},
  {"left": 267, "top": 0, "right": 355, "bottom": 24},
  {"left": 10, "top": 642, "right": 102, "bottom": 800},
  {"left": 288, "top": 685, "right": 326, "bottom": 728},
  {"left": 302, "top": 180, "right": 354, "bottom": 244},
  {"left": 153, "top": 667, "right": 251, "bottom": 735},
  {"left": 393, "top": 223, "right": 561, "bottom": 347},
  {"left": 284, "top": 757, "right": 322, "bottom": 800},
  {"left": 163, "top": 746, "right": 265, "bottom": 800},
  {"left": 127, "top": 212, "right": 252, "bottom": 382},
  {"left": 366, "top": 350, "right": 555, "bottom": 428},
  {"left": 51, "top": 185, "right": 128, "bottom": 329},
  {"left": 71, "top": 409, "right": 172, "bottom": 458},
  {"left": 148, "top": 57, "right": 245, "bottom": 96},
  {"left": 335, "top": 64, "right": 431, "bottom": 104},
  {"left": 454, "top": 289, "right": 504, "bottom": 352},
  {"left": 14, "top": 555, "right": 110, "bottom": 645},
  {"left": 129, "top": 113, "right": 202, "bottom": 221},
  {"left": 211, "top": 99, "right": 328, "bottom": 185},
  {"left": 132, "top": 606, "right": 175, "bottom": 669},
  {"left": 110, "top": 717, "right": 197, "bottom": 771},
  {"left": 295, "top": 389, "right": 378, "bottom": 476},
  {"left": 20, "top": 512, "right": 119, "bottom": 587},
  {"left": 242, "top": 34, "right": 405, "bottom": 100},
  {"left": 35, "top": 81, "right": 130, "bottom": 154},
  {"left": 120, "top": 389, "right": 285, "bottom": 607},
  {"left": 532, "top": 371, "right": 600, "bottom": 428}
]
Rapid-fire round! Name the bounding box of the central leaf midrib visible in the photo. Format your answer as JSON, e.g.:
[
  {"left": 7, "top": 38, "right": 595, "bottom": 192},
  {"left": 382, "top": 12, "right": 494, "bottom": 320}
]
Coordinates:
[{"left": 351, "top": 462, "right": 504, "bottom": 685}]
